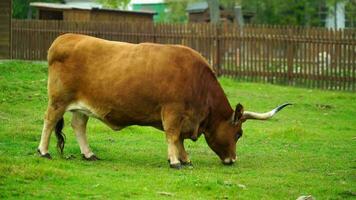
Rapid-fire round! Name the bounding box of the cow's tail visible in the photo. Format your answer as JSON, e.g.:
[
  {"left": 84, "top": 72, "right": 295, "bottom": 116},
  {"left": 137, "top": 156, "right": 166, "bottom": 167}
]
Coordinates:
[{"left": 55, "top": 117, "right": 66, "bottom": 155}]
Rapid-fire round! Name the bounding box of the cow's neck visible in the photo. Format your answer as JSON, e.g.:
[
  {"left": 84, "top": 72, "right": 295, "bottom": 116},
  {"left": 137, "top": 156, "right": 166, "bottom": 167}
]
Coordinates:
[{"left": 203, "top": 76, "right": 233, "bottom": 137}]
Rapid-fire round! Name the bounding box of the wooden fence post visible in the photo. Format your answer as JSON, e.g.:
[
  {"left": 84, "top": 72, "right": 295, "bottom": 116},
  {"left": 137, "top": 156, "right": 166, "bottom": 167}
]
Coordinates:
[
  {"left": 286, "top": 28, "right": 295, "bottom": 85},
  {"left": 215, "top": 24, "right": 222, "bottom": 76},
  {"left": 152, "top": 23, "right": 157, "bottom": 43}
]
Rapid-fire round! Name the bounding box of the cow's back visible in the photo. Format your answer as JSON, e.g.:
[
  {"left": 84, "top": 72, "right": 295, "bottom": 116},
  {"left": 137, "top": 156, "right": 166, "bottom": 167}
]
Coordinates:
[{"left": 48, "top": 33, "right": 215, "bottom": 127}]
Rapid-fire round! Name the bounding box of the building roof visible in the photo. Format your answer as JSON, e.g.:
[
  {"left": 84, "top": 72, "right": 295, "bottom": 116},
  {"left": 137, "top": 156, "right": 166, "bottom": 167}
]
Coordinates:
[
  {"left": 186, "top": 1, "right": 208, "bottom": 13},
  {"left": 130, "top": 0, "right": 165, "bottom": 4},
  {"left": 64, "top": 0, "right": 98, "bottom": 2},
  {"left": 30, "top": 2, "right": 73, "bottom": 10},
  {"left": 30, "top": 2, "right": 156, "bottom": 15},
  {"left": 64, "top": 0, "right": 102, "bottom": 9}
]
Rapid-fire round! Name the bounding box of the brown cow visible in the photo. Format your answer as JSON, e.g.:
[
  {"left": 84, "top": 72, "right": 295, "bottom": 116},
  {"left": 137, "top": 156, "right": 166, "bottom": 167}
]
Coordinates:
[{"left": 37, "top": 33, "right": 290, "bottom": 168}]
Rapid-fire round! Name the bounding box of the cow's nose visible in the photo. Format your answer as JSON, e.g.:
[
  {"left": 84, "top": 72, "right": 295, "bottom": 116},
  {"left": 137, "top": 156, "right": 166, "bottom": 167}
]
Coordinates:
[{"left": 222, "top": 157, "right": 236, "bottom": 165}]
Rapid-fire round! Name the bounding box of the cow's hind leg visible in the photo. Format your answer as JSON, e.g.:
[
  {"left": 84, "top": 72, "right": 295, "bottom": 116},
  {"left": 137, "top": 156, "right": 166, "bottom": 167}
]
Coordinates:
[
  {"left": 71, "top": 111, "right": 99, "bottom": 161},
  {"left": 38, "top": 104, "right": 66, "bottom": 158}
]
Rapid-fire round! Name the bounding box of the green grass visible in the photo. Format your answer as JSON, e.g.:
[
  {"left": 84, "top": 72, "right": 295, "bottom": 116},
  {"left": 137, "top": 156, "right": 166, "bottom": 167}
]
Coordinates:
[{"left": 0, "top": 60, "right": 355, "bottom": 199}]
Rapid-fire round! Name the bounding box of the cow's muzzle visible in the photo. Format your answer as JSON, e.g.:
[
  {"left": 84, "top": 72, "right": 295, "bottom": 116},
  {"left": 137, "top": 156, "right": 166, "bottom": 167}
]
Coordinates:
[{"left": 222, "top": 156, "right": 237, "bottom": 165}]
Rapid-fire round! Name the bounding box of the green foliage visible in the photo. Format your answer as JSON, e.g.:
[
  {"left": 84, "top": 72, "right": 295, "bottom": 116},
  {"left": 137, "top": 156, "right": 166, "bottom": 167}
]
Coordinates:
[
  {"left": 12, "top": 0, "right": 353, "bottom": 25},
  {"left": 163, "top": 0, "right": 352, "bottom": 26},
  {"left": 163, "top": 0, "right": 189, "bottom": 23},
  {"left": 241, "top": 0, "right": 351, "bottom": 26},
  {"left": 95, "top": 0, "right": 130, "bottom": 9},
  {"left": 12, "top": 0, "right": 61, "bottom": 19},
  {"left": 0, "top": 60, "right": 355, "bottom": 199},
  {"left": 241, "top": 0, "right": 318, "bottom": 26},
  {"left": 345, "top": 0, "right": 356, "bottom": 27}
]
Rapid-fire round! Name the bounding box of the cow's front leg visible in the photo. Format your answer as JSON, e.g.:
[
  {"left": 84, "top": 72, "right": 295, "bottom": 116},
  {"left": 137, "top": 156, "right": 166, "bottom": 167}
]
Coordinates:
[
  {"left": 177, "top": 138, "right": 192, "bottom": 166},
  {"left": 162, "top": 105, "right": 189, "bottom": 169},
  {"left": 71, "top": 112, "right": 99, "bottom": 161},
  {"left": 165, "top": 130, "right": 182, "bottom": 169}
]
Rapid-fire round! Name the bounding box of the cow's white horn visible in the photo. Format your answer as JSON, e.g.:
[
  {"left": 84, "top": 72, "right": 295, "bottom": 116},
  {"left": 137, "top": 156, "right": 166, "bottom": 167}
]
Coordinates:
[{"left": 242, "top": 103, "right": 292, "bottom": 120}]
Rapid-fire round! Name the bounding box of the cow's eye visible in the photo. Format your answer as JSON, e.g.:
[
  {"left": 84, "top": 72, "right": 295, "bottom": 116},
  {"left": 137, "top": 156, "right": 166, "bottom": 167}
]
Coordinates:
[{"left": 236, "top": 130, "right": 243, "bottom": 141}]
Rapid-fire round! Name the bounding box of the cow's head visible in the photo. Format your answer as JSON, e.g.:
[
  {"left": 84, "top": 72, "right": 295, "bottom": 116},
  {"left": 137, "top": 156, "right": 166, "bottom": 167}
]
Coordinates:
[{"left": 205, "top": 103, "right": 291, "bottom": 165}]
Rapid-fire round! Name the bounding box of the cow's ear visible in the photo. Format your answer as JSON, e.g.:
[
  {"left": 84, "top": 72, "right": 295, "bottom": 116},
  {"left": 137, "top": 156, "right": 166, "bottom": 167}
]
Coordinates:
[{"left": 232, "top": 103, "right": 244, "bottom": 124}]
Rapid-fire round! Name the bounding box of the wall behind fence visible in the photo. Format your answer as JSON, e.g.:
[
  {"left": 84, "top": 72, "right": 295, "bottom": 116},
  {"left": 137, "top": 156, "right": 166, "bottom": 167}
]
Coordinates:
[{"left": 11, "top": 20, "right": 356, "bottom": 91}]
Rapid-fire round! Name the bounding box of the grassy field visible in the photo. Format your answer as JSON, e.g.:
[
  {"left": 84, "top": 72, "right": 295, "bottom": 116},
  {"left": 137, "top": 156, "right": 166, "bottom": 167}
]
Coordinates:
[{"left": 0, "top": 60, "right": 355, "bottom": 199}]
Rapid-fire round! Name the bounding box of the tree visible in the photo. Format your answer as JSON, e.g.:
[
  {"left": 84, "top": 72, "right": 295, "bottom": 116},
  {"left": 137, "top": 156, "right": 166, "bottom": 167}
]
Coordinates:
[
  {"left": 95, "top": 0, "right": 130, "bottom": 9},
  {"left": 207, "top": 0, "right": 220, "bottom": 23},
  {"left": 240, "top": 0, "right": 350, "bottom": 26},
  {"left": 12, "top": 0, "right": 61, "bottom": 19},
  {"left": 162, "top": 0, "right": 351, "bottom": 26},
  {"left": 162, "top": 0, "right": 189, "bottom": 23}
]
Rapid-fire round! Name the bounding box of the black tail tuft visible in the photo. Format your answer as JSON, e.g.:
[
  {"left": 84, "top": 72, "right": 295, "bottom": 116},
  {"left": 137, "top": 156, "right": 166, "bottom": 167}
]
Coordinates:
[{"left": 55, "top": 118, "right": 65, "bottom": 155}]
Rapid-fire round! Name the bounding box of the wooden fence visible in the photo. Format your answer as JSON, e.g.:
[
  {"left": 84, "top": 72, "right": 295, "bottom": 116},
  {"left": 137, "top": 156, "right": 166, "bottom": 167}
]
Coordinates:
[
  {"left": 11, "top": 19, "right": 356, "bottom": 91},
  {"left": 0, "top": 0, "right": 11, "bottom": 59}
]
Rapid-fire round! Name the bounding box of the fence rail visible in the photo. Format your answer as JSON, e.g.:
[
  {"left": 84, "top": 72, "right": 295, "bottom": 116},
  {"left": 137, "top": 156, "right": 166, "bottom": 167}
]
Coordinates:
[{"left": 11, "top": 20, "right": 356, "bottom": 91}]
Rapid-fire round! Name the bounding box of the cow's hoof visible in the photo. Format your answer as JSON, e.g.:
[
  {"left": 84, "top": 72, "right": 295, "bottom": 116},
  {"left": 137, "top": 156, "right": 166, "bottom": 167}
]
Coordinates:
[
  {"left": 170, "top": 163, "right": 182, "bottom": 169},
  {"left": 181, "top": 161, "right": 193, "bottom": 167},
  {"left": 82, "top": 154, "right": 100, "bottom": 161},
  {"left": 37, "top": 149, "right": 52, "bottom": 159}
]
